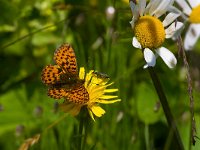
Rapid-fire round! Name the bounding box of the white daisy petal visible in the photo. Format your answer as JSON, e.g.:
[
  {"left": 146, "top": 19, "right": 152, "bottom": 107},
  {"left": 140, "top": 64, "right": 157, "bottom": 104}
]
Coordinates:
[
  {"left": 168, "top": 5, "right": 188, "bottom": 21},
  {"left": 188, "top": 0, "right": 200, "bottom": 8},
  {"left": 165, "top": 22, "right": 184, "bottom": 39},
  {"left": 130, "top": 1, "right": 139, "bottom": 18},
  {"left": 184, "top": 24, "right": 200, "bottom": 51},
  {"left": 163, "top": 12, "right": 181, "bottom": 27},
  {"left": 145, "top": 0, "right": 158, "bottom": 15},
  {"left": 144, "top": 48, "right": 156, "bottom": 67},
  {"left": 130, "top": 19, "right": 135, "bottom": 28},
  {"left": 175, "top": 0, "right": 191, "bottom": 15},
  {"left": 172, "top": 24, "right": 184, "bottom": 40},
  {"left": 130, "top": 1, "right": 136, "bottom": 15},
  {"left": 138, "top": 0, "right": 146, "bottom": 16},
  {"left": 129, "top": 1, "right": 139, "bottom": 28},
  {"left": 132, "top": 37, "right": 142, "bottom": 49},
  {"left": 156, "top": 47, "right": 177, "bottom": 68},
  {"left": 148, "top": 0, "right": 174, "bottom": 17},
  {"left": 168, "top": 5, "right": 182, "bottom": 14},
  {"left": 143, "top": 64, "right": 149, "bottom": 69}
]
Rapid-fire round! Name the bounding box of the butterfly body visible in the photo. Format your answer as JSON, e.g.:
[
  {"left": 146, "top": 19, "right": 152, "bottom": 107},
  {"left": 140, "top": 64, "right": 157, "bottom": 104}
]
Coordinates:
[{"left": 41, "top": 43, "right": 89, "bottom": 104}]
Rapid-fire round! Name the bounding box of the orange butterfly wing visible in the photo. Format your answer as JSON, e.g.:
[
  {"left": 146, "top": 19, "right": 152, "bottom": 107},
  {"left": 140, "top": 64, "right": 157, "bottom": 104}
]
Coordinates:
[
  {"left": 66, "top": 84, "right": 89, "bottom": 104},
  {"left": 41, "top": 65, "right": 63, "bottom": 85},
  {"left": 48, "top": 84, "right": 89, "bottom": 104},
  {"left": 54, "top": 43, "right": 78, "bottom": 76},
  {"left": 41, "top": 44, "right": 79, "bottom": 86},
  {"left": 42, "top": 43, "right": 89, "bottom": 104},
  {"left": 48, "top": 87, "right": 69, "bottom": 99}
]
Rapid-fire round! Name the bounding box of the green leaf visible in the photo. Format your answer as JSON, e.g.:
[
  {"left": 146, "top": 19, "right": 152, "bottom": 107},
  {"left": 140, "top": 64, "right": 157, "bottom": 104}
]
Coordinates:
[{"left": 136, "top": 82, "right": 162, "bottom": 124}]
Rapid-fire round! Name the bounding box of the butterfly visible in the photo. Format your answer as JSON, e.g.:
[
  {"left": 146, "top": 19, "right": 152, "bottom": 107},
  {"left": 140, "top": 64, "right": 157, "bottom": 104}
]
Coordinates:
[{"left": 41, "top": 43, "right": 89, "bottom": 104}]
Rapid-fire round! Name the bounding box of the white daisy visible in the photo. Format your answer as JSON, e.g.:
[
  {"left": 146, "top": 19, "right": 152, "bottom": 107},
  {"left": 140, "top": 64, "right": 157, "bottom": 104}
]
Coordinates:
[
  {"left": 130, "top": 0, "right": 183, "bottom": 68},
  {"left": 175, "top": 0, "right": 200, "bottom": 51}
]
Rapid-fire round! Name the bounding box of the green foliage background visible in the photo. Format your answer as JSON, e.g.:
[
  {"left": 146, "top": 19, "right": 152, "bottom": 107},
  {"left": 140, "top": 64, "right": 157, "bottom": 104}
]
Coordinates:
[{"left": 0, "top": 0, "right": 200, "bottom": 149}]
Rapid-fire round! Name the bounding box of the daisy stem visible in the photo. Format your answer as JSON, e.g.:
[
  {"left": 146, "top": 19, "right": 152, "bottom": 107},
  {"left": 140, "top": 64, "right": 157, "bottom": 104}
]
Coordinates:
[{"left": 148, "top": 67, "right": 184, "bottom": 150}]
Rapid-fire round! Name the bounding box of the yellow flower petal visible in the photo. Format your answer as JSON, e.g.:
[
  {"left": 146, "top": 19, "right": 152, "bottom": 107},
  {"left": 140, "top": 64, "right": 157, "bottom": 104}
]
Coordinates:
[
  {"left": 69, "top": 106, "right": 82, "bottom": 116},
  {"left": 86, "top": 70, "right": 94, "bottom": 81},
  {"left": 91, "top": 77, "right": 107, "bottom": 85},
  {"left": 87, "top": 80, "right": 112, "bottom": 93},
  {"left": 79, "top": 67, "right": 85, "bottom": 80},
  {"left": 104, "top": 89, "right": 118, "bottom": 93},
  {"left": 59, "top": 102, "right": 82, "bottom": 116},
  {"left": 99, "top": 95, "right": 118, "bottom": 99},
  {"left": 88, "top": 86, "right": 105, "bottom": 95},
  {"left": 59, "top": 102, "right": 75, "bottom": 112},
  {"left": 105, "top": 82, "right": 114, "bottom": 87},
  {"left": 88, "top": 109, "right": 95, "bottom": 121},
  {"left": 90, "top": 105, "right": 106, "bottom": 117},
  {"left": 95, "top": 99, "right": 121, "bottom": 104}
]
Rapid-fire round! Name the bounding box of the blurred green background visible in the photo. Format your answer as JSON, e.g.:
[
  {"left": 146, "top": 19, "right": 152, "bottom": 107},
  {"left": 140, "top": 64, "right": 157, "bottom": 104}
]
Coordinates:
[{"left": 0, "top": 0, "right": 200, "bottom": 149}]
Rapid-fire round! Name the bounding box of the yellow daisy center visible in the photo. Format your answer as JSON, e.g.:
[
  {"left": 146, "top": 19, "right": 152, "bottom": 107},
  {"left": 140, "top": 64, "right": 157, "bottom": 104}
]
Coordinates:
[
  {"left": 134, "top": 15, "right": 165, "bottom": 49},
  {"left": 189, "top": 4, "right": 200, "bottom": 23}
]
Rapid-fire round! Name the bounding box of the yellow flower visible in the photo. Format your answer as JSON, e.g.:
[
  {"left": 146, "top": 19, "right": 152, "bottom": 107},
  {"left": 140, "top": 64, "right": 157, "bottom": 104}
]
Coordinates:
[{"left": 60, "top": 67, "right": 121, "bottom": 121}]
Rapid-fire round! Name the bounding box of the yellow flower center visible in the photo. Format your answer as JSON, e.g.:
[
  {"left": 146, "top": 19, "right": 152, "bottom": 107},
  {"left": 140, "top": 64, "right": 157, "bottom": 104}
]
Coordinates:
[
  {"left": 134, "top": 16, "right": 165, "bottom": 49},
  {"left": 189, "top": 4, "right": 200, "bottom": 23}
]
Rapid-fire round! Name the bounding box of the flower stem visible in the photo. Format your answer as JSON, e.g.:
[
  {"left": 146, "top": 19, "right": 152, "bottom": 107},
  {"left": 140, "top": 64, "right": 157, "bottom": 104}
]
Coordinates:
[
  {"left": 148, "top": 67, "right": 184, "bottom": 150},
  {"left": 77, "top": 108, "right": 89, "bottom": 150},
  {"left": 78, "top": 115, "right": 84, "bottom": 150},
  {"left": 82, "top": 117, "right": 89, "bottom": 150}
]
